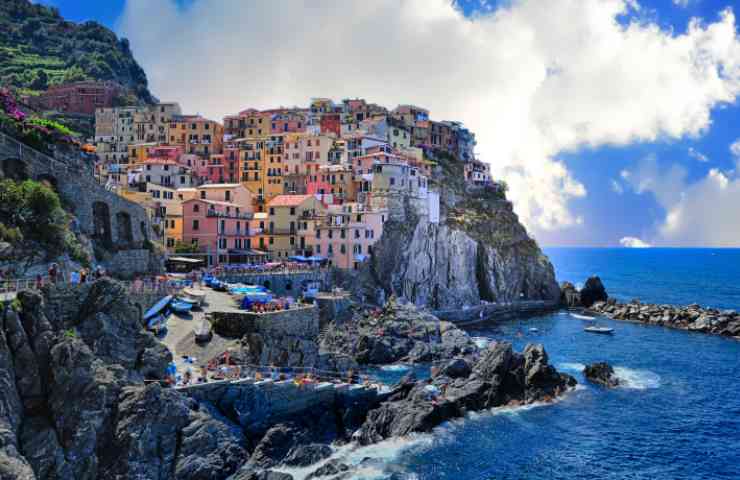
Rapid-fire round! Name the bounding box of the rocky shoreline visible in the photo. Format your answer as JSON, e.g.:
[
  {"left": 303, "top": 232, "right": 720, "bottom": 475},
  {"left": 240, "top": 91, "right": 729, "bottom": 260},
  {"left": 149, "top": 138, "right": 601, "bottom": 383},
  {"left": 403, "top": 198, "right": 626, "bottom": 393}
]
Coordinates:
[
  {"left": 589, "top": 299, "right": 740, "bottom": 339},
  {"left": 0, "top": 280, "right": 577, "bottom": 480}
]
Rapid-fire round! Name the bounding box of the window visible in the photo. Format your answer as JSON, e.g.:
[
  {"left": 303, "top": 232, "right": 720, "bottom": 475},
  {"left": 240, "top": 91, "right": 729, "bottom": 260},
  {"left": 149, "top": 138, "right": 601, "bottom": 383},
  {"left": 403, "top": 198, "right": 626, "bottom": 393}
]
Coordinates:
[
  {"left": 192, "top": 220, "right": 199, "bottom": 230},
  {"left": 328, "top": 230, "right": 333, "bottom": 239},
  {"left": 269, "top": 207, "right": 275, "bottom": 215},
  {"left": 316, "top": 230, "right": 321, "bottom": 239},
  {"left": 340, "top": 229, "right": 346, "bottom": 239},
  {"left": 354, "top": 230, "right": 360, "bottom": 239},
  {"left": 200, "top": 191, "right": 206, "bottom": 199},
  {"left": 225, "top": 191, "right": 231, "bottom": 201},
  {"left": 193, "top": 204, "right": 200, "bottom": 213},
  {"left": 290, "top": 207, "right": 296, "bottom": 215},
  {"left": 390, "top": 177, "right": 396, "bottom": 186},
  {"left": 290, "top": 237, "right": 295, "bottom": 245},
  {"left": 269, "top": 237, "right": 274, "bottom": 245},
  {"left": 316, "top": 245, "right": 321, "bottom": 254}
]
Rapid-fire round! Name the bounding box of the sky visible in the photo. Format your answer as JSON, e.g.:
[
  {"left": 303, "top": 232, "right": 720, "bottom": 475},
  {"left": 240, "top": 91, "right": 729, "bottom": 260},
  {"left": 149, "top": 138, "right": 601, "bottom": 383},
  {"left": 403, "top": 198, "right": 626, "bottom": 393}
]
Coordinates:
[{"left": 35, "top": 0, "right": 740, "bottom": 247}]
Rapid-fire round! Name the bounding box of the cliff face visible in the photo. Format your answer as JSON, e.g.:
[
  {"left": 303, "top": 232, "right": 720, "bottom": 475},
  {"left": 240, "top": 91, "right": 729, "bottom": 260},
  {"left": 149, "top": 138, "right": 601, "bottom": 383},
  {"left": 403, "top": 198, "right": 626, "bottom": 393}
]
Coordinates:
[{"left": 363, "top": 155, "right": 559, "bottom": 310}]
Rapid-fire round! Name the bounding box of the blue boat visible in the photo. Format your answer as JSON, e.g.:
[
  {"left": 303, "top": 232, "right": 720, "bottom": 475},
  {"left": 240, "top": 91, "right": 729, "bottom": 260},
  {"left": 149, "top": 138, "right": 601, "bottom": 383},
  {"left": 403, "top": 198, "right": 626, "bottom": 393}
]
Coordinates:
[
  {"left": 170, "top": 299, "right": 194, "bottom": 313},
  {"left": 147, "top": 313, "right": 168, "bottom": 333},
  {"left": 143, "top": 295, "right": 173, "bottom": 322}
]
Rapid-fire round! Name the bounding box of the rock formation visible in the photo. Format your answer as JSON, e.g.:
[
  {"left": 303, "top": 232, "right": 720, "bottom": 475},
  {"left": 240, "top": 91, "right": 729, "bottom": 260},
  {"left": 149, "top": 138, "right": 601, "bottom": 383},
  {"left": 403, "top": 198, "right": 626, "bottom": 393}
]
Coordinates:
[
  {"left": 560, "top": 276, "right": 608, "bottom": 308},
  {"left": 358, "top": 155, "right": 560, "bottom": 310},
  {"left": 356, "top": 341, "right": 576, "bottom": 445},
  {"left": 583, "top": 362, "right": 619, "bottom": 388},
  {"left": 320, "top": 298, "right": 479, "bottom": 365}
]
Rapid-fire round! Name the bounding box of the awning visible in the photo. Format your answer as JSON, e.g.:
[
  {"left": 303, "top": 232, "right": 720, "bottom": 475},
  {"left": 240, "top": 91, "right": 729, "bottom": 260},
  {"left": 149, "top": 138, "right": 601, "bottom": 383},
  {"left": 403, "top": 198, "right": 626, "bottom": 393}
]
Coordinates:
[
  {"left": 167, "top": 256, "right": 204, "bottom": 264},
  {"left": 306, "top": 255, "right": 327, "bottom": 262},
  {"left": 289, "top": 255, "right": 310, "bottom": 262}
]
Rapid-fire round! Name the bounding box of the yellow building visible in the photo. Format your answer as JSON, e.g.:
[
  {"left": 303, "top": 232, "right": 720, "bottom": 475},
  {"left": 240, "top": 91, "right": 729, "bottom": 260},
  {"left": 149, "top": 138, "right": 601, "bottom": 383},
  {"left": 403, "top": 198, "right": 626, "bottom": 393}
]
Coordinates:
[
  {"left": 265, "top": 195, "right": 326, "bottom": 258},
  {"left": 240, "top": 135, "right": 285, "bottom": 209},
  {"left": 169, "top": 116, "right": 224, "bottom": 158}
]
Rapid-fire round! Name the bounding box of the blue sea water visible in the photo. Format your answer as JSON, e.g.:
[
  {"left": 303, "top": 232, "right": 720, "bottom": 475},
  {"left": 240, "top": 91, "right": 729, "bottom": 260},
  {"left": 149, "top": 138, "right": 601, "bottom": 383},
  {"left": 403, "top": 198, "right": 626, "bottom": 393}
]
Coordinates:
[
  {"left": 311, "top": 248, "right": 740, "bottom": 480},
  {"left": 544, "top": 247, "right": 740, "bottom": 310}
]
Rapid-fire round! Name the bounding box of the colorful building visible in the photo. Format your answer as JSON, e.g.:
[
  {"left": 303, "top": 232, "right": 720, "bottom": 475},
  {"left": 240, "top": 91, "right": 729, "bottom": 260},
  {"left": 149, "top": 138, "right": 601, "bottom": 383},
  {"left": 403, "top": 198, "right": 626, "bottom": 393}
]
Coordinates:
[{"left": 265, "top": 195, "right": 327, "bottom": 259}]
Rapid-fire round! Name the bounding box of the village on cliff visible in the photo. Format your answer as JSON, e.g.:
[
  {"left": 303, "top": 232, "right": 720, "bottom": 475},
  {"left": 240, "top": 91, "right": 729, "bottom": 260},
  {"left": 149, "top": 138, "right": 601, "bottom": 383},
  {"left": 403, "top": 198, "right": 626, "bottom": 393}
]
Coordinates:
[{"left": 37, "top": 81, "right": 497, "bottom": 269}]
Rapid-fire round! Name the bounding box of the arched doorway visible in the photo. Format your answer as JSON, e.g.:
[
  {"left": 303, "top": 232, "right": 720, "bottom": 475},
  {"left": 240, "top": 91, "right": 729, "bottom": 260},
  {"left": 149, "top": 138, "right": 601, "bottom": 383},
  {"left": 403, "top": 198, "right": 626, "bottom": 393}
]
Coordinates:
[
  {"left": 1, "top": 158, "right": 28, "bottom": 181},
  {"left": 116, "top": 212, "right": 133, "bottom": 244},
  {"left": 92, "top": 202, "right": 112, "bottom": 246}
]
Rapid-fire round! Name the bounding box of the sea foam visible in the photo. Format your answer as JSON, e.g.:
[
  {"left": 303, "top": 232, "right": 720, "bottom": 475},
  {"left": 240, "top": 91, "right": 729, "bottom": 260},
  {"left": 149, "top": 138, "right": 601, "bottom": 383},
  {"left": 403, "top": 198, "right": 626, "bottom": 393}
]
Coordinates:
[
  {"left": 380, "top": 364, "right": 411, "bottom": 372},
  {"left": 613, "top": 367, "right": 661, "bottom": 390}
]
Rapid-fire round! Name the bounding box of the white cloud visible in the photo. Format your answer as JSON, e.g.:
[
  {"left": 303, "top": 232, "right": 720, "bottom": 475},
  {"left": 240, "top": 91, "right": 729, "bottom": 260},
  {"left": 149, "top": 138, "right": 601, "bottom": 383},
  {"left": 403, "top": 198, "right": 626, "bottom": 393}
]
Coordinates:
[
  {"left": 730, "top": 138, "right": 740, "bottom": 157},
  {"left": 118, "top": 0, "right": 740, "bottom": 236},
  {"left": 625, "top": 154, "right": 740, "bottom": 246},
  {"left": 688, "top": 147, "right": 709, "bottom": 162},
  {"left": 673, "top": 0, "right": 692, "bottom": 8},
  {"left": 611, "top": 179, "right": 624, "bottom": 194},
  {"left": 620, "top": 236, "right": 652, "bottom": 247}
]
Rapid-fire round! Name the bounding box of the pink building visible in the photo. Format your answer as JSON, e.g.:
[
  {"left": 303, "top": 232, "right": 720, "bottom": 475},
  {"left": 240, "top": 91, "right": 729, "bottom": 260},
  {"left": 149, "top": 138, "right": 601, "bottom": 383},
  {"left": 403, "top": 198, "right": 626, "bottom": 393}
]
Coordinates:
[
  {"left": 307, "top": 203, "right": 387, "bottom": 270},
  {"left": 182, "top": 198, "right": 255, "bottom": 264},
  {"left": 147, "top": 145, "right": 183, "bottom": 162}
]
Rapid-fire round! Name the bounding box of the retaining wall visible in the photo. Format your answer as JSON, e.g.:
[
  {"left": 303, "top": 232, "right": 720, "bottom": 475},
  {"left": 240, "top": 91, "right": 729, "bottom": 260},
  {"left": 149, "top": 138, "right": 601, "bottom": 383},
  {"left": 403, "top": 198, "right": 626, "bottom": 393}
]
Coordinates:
[{"left": 212, "top": 305, "right": 319, "bottom": 339}]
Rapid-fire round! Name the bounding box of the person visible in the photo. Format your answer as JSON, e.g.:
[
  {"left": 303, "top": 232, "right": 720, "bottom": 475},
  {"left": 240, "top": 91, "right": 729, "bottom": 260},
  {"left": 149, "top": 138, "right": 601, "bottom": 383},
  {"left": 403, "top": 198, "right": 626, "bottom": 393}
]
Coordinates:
[
  {"left": 70, "top": 270, "right": 80, "bottom": 285},
  {"left": 166, "top": 361, "right": 177, "bottom": 384},
  {"left": 270, "top": 365, "right": 279, "bottom": 381},
  {"left": 183, "top": 368, "right": 193, "bottom": 386},
  {"left": 80, "top": 268, "right": 88, "bottom": 284},
  {"left": 48, "top": 264, "right": 57, "bottom": 284},
  {"left": 199, "top": 365, "right": 208, "bottom": 383}
]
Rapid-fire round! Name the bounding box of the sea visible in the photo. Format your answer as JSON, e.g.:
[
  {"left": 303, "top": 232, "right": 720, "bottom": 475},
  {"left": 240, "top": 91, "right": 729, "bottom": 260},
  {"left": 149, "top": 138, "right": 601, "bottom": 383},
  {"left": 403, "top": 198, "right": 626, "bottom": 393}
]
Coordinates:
[{"left": 279, "top": 248, "right": 740, "bottom": 480}]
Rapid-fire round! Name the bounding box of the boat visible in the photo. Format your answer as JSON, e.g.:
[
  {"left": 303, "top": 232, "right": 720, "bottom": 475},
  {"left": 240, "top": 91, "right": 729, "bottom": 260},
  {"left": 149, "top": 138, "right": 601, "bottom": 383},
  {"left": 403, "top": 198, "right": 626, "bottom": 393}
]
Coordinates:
[
  {"left": 146, "top": 313, "right": 169, "bottom": 333},
  {"left": 143, "top": 295, "right": 173, "bottom": 322},
  {"left": 170, "top": 300, "right": 194, "bottom": 314},
  {"left": 584, "top": 326, "right": 614, "bottom": 335},
  {"left": 529, "top": 327, "right": 539, "bottom": 333},
  {"left": 183, "top": 288, "right": 206, "bottom": 305}
]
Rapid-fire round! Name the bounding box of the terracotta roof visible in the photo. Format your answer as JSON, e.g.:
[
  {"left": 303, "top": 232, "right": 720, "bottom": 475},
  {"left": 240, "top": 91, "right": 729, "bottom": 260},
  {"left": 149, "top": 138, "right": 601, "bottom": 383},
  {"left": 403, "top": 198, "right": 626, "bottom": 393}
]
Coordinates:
[{"left": 267, "top": 194, "right": 314, "bottom": 207}]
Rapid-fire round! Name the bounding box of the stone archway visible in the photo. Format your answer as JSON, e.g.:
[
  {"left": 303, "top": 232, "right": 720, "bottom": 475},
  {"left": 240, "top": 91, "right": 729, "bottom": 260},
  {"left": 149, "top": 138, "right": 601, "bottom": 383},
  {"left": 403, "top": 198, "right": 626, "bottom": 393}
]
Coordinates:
[
  {"left": 116, "top": 212, "right": 133, "bottom": 244},
  {"left": 92, "top": 201, "right": 112, "bottom": 246},
  {"left": 1, "top": 158, "right": 28, "bottom": 181}
]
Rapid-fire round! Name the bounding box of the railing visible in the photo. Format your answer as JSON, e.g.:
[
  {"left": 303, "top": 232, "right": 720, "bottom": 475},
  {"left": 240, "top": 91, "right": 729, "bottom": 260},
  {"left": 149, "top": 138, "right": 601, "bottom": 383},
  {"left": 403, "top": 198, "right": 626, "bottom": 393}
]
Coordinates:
[{"left": 0, "top": 275, "right": 191, "bottom": 297}]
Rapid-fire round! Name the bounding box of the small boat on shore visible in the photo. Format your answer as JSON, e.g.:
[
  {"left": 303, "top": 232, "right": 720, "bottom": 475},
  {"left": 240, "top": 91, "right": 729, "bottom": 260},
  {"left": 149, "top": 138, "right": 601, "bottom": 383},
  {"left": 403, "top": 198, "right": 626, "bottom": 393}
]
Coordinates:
[
  {"left": 585, "top": 326, "right": 614, "bottom": 335},
  {"left": 182, "top": 288, "right": 206, "bottom": 306},
  {"left": 143, "top": 295, "right": 173, "bottom": 322},
  {"left": 170, "top": 299, "right": 194, "bottom": 314},
  {"left": 146, "top": 313, "right": 168, "bottom": 334}
]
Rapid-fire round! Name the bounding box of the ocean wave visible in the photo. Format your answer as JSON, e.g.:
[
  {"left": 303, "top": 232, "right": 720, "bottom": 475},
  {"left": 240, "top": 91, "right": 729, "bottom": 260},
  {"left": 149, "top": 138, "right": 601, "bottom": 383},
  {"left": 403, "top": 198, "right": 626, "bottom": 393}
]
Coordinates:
[
  {"left": 557, "top": 362, "right": 586, "bottom": 372},
  {"left": 275, "top": 434, "right": 432, "bottom": 480},
  {"left": 379, "top": 364, "right": 411, "bottom": 372},
  {"left": 613, "top": 367, "right": 661, "bottom": 390},
  {"left": 570, "top": 313, "right": 596, "bottom": 320}
]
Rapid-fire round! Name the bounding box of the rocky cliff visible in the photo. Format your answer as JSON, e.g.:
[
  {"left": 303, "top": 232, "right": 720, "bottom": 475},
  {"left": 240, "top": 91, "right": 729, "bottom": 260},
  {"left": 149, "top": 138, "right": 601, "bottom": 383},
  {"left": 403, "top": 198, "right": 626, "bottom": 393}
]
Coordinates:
[{"left": 361, "top": 154, "right": 559, "bottom": 310}]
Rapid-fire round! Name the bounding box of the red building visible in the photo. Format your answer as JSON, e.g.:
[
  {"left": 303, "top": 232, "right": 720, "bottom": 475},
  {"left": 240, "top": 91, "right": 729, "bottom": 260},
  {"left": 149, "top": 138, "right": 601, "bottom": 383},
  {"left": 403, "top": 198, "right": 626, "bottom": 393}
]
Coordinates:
[
  {"left": 30, "top": 81, "right": 122, "bottom": 115},
  {"left": 320, "top": 113, "right": 341, "bottom": 137}
]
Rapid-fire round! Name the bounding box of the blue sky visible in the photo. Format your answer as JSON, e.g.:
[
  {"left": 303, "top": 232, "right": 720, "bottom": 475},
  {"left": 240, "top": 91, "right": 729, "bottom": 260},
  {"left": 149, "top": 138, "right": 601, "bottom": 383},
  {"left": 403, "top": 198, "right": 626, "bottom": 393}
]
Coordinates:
[{"left": 35, "top": 0, "right": 740, "bottom": 247}]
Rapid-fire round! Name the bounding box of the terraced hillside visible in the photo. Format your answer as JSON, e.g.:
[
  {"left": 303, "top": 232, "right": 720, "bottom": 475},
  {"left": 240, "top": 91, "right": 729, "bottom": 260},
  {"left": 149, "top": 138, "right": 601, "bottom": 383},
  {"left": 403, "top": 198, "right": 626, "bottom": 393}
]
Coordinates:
[{"left": 0, "top": 0, "right": 153, "bottom": 103}]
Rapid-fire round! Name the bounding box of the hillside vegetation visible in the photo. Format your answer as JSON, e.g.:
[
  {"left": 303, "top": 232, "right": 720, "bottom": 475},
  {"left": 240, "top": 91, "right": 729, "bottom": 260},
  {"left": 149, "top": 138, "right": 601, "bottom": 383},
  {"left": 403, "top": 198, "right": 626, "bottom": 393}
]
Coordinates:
[{"left": 0, "top": 0, "right": 153, "bottom": 103}]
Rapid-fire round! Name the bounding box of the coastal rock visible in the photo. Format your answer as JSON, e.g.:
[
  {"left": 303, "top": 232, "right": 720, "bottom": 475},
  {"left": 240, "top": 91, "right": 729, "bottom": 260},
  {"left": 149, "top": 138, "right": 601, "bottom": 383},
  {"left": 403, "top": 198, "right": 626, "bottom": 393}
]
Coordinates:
[
  {"left": 232, "top": 468, "right": 295, "bottom": 480},
  {"left": 438, "top": 358, "right": 472, "bottom": 379},
  {"left": 174, "top": 403, "right": 248, "bottom": 480},
  {"left": 356, "top": 168, "right": 560, "bottom": 309},
  {"left": 248, "top": 423, "right": 310, "bottom": 469},
  {"left": 282, "top": 444, "right": 333, "bottom": 467},
  {"left": 306, "top": 459, "right": 351, "bottom": 479},
  {"left": 102, "top": 384, "right": 191, "bottom": 479},
  {"left": 560, "top": 281, "right": 581, "bottom": 308},
  {"left": 583, "top": 362, "right": 619, "bottom": 388},
  {"left": 356, "top": 342, "right": 574, "bottom": 445},
  {"left": 579, "top": 277, "right": 608, "bottom": 308}
]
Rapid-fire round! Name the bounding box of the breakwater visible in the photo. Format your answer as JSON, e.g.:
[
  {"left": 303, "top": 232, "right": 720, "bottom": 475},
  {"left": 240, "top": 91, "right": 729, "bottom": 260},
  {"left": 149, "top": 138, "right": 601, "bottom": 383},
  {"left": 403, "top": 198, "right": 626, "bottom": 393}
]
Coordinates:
[{"left": 589, "top": 300, "right": 740, "bottom": 339}]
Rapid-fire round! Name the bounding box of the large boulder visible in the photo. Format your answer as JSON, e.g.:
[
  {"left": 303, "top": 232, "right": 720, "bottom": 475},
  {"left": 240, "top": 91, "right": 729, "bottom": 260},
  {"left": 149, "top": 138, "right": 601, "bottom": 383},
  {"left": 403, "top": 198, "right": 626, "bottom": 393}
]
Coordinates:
[
  {"left": 583, "top": 362, "right": 619, "bottom": 388},
  {"left": 560, "top": 282, "right": 581, "bottom": 308},
  {"left": 580, "top": 276, "right": 608, "bottom": 308}
]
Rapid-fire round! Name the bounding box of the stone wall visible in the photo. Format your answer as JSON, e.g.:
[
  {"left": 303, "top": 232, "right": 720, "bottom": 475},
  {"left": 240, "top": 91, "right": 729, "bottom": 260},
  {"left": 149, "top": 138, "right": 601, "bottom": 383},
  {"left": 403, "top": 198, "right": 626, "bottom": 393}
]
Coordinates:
[
  {"left": 0, "top": 132, "right": 155, "bottom": 249},
  {"left": 212, "top": 305, "right": 319, "bottom": 339},
  {"left": 315, "top": 293, "right": 353, "bottom": 329},
  {"left": 103, "top": 249, "right": 163, "bottom": 280},
  {"left": 178, "top": 378, "right": 378, "bottom": 434}
]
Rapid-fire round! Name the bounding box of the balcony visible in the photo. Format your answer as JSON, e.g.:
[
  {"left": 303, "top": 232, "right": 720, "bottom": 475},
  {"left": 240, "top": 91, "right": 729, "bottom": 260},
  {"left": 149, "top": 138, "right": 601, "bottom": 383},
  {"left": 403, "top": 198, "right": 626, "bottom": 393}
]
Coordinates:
[{"left": 206, "top": 210, "right": 254, "bottom": 220}]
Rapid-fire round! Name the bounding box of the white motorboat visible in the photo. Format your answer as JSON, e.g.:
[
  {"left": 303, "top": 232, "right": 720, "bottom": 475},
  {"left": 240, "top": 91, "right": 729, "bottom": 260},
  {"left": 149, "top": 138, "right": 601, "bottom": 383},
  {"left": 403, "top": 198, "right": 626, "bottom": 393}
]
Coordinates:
[{"left": 584, "top": 326, "right": 614, "bottom": 335}]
